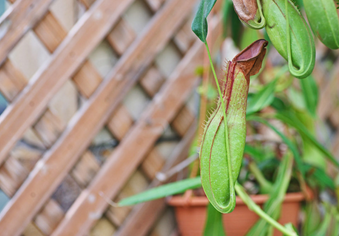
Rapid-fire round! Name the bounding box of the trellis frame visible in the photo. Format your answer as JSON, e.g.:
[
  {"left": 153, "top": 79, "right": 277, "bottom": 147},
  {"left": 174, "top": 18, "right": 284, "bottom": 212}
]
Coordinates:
[{"left": 0, "top": 0, "right": 222, "bottom": 235}]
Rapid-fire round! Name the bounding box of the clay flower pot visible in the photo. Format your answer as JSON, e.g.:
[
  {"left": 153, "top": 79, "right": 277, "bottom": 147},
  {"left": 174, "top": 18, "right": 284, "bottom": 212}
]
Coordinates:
[{"left": 167, "top": 192, "right": 306, "bottom": 236}]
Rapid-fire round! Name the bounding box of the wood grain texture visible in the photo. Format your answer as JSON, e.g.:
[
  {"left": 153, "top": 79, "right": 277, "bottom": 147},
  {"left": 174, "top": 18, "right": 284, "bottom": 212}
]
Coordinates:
[
  {"left": 72, "top": 59, "right": 103, "bottom": 98},
  {"left": 52, "top": 15, "right": 221, "bottom": 236},
  {"left": 51, "top": 1, "right": 202, "bottom": 235},
  {"left": 116, "top": 121, "right": 197, "bottom": 236},
  {"left": 107, "top": 18, "right": 136, "bottom": 56},
  {"left": 107, "top": 105, "right": 133, "bottom": 141},
  {"left": 0, "top": 0, "right": 134, "bottom": 167},
  {"left": 33, "top": 11, "right": 67, "bottom": 53},
  {"left": 0, "top": 0, "right": 54, "bottom": 65},
  {"left": 0, "top": 1, "right": 197, "bottom": 235},
  {"left": 141, "top": 147, "right": 165, "bottom": 180},
  {"left": 0, "top": 59, "right": 27, "bottom": 101}
]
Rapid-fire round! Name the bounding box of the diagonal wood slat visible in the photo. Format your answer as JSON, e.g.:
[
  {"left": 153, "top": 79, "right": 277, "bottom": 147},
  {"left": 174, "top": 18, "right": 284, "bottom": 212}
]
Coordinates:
[
  {"left": 0, "top": 0, "right": 54, "bottom": 65},
  {"left": 0, "top": 1, "right": 196, "bottom": 235},
  {"left": 33, "top": 11, "right": 67, "bottom": 53},
  {"left": 51, "top": 17, "right": 222, "bottom": 236},
  {"left": 116, "top": 120, "right": 197, "bottom": 236},
  {"left": 0, "top": 0, "right": 134, "bottom": 167}
]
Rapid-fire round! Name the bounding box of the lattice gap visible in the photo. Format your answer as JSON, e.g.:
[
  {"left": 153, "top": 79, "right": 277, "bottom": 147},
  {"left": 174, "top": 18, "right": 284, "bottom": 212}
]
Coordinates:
[
  {"left": 88, "top": 40, "right": 119, "bottom": 78},
  {"left": 9, "top": 31, "right": 51, "bottom": 80},
  {"left": 123, "top": 0, "right": 153, "bottom": 36},
  {"left": 155, "top": 41, "right": 182, "bottom": 78}
]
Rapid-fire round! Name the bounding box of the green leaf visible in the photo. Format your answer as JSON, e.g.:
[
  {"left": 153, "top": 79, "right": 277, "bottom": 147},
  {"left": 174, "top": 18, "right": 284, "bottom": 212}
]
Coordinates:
[
  {"left": 222, "top": 0, "right": 233, "bottom": 38},
  {"left": 274, "top": 111, "right": 339, "bottom": 168},
  {"left": 197, "top": 83, "right": 218, "bottom": 100},
  {"left": 247, "top": 115, "right": 305, "bottom": 175},
  {"left": 247, "top": 154, "right": 294, "bottom": 236},
  {"left": 284, "top": 223, "right": 298, "bottom": 236},
  {"left": 203, "top": 203, "right": 226, "bottom": 236},
  {"left": 294, "top": 109, "right": 326, "bottom": 170},
  {"left": 309, "top": 210, "right": 332, "bottom": 236},
  {"left": 118, "top": 177, "right": 201, "bottom": 206},
  {"left": 230, "top": 6, "right": 244, "bottom": 47},
  {"left": 300, "top": 75, "right": 318, "bottom": 117},
  {"left": 271, "top": 96, "right": 288, "bottom": 111},
  {"left": 244, "top": 144, "right": 266, "bottom": 161},
  {"left": 246, "top": 79, "right": 277, "bottom": 115},
  {"left": 191, "top": 0, "right": 217, "bottom": 43},
  {"left": 240, "top": 27, "right": 261, "bottom": 50},
  {"left": 304, "top": 164, "right": 335, "bottom": 189},
  {"left": 303, "top": 202, "right": 322, "bottom": 235}
]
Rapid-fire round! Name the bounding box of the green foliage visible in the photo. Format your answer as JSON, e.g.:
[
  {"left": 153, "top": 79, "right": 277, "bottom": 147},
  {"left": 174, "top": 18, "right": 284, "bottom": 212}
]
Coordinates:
[
  {"left": 263, "top": 0, "right": 315, "bottom": 79},
  {"left": 303, "top": 202, "right": 322, "bottom": 235},
  {"left": 274, "top": 111, "right": 339, "bottom": 168},
  {"left": 240, "top": 27, "right": 261, "bottom": 50},
  {"left": 235, "top": 183, "right": 297, "bottom": 236},
  {"left": 246, "top": 78, "right": 277, "bottom": 115},
  {"left": 303, "top": 0, "right": 339, "bottom": 49},
  {"left": 222, "top": 0, "right": 233, "bottom": 38},
  {"left": 284, "top": 223, "right": 299, "bottom": 236},
  {"left": 118, "top": 177, "right": 201, "bottom": 206},
  {"left": 303, "top": 164, "right": 335, "bottom": 189},
  {"left": 203, "top": 203, "right": 226, "bottom": 236},
  {"left": 246, "top": 154, "right": 294, "bottom": 236},
  {"left": 247, "top": 115, "right": 305, "bottom": 175},
  {"left": 191, "top": 0, "right": 217, "bottom": 43},
  {"left": 299, "top": 75, "right": 318, "bottom": 117}
]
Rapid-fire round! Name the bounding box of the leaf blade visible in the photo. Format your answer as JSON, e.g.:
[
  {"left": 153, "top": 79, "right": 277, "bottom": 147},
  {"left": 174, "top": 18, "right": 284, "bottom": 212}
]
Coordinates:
[
  {"left": 300, "top": 75, "right": 318, "bottom": 117},
  {"left": 274, "top": 111, "right": 339, "bottom": 168},
  {"left": 118, "top": 177, "right": 202, "bottom": 206},
  {"left": 203, "top": 203, "right": 226, "bottom": 236},
  {"left": 191, "top": 0, "right": 217, "bottom": 42}
]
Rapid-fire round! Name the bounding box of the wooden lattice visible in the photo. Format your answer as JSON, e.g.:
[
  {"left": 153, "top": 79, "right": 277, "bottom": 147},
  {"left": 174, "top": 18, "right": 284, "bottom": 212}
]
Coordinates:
[
  {"left": 0, "top": 0, "right": 222, "bottom": 235},
  {"left": 1, "top": 0, "right": 337, "bottom": 235}
]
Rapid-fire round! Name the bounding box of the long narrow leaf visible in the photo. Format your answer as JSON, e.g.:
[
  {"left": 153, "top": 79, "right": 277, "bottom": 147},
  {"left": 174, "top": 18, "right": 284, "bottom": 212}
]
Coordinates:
[
  {"left": 118, "top": 177, "right": 201, "bottom": 206},
  {"left": 246, "top": 154, "right": 294, "bottom": 236},
  {"left": 247, "top": 115, "right": 305, "bottom": 175},
  {"left": 303, "top": 164, "right": 335, "bottom": 189},
  {"left": 284, "top": 223, "right": 299, "bottom": 236},
  {"left": 246, "top": 79, "right": 277, "bottom": 115},
  {"left": 192, "top": 0, "right": 217, "bottom": 43},
  {"left": 204, "top": 203, "right": 226, "bottom": 236},
  {"left": 274, "top": 111, "right": 339, "bottom": 168},
  {"left": 299, "top": 75, "right": 318, "bottom": 117},
  {"left": 244, "top": 144, "right": 267, "bottom": 162},
  {"left": 247, "top": 65, "right": 288, "bottom": 115}
]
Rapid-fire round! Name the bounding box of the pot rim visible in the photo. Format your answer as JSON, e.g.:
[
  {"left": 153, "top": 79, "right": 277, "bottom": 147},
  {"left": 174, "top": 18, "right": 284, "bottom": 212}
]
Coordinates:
[{"left": 167, "top": 191, "right": 308, "bottom": 207}]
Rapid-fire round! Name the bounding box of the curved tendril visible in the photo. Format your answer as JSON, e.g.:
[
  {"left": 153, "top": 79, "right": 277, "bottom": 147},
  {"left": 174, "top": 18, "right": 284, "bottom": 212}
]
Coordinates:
[{"left": 247, "top": 0, "right": 266, "bottom": 29}]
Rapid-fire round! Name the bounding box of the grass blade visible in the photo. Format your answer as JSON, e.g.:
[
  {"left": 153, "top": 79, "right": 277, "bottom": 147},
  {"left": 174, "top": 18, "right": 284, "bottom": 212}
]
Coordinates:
[{"left": 118, "top": 177, "right": 201, "bottom": 206}]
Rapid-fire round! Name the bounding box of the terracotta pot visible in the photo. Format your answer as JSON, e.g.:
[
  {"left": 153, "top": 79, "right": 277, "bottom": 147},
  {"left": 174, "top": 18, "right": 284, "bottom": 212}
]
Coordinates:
[{"left": 167, "top": 192, "right": 306, "bottom": 236}]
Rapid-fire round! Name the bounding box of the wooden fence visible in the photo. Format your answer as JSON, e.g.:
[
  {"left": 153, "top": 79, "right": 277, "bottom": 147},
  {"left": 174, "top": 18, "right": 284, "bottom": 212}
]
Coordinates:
[
  {"left": 0, "top": 0, "right": 223, "bottom": 235},
  {"left": 1, "top": 0, "right": 339, "bottom": 236}
]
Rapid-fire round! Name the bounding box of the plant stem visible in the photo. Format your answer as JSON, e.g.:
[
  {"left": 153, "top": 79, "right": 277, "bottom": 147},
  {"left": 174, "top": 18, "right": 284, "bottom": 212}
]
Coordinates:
[
  {"left": 235, "top": 182, "right": 298, "bottom": 236},
  {"left": 248, "top": 161, "right": 273, "bottom": 194}
]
